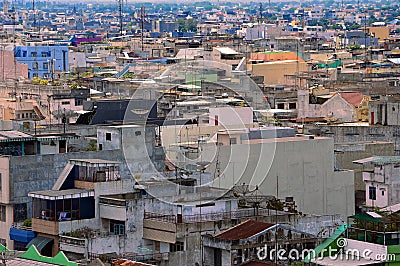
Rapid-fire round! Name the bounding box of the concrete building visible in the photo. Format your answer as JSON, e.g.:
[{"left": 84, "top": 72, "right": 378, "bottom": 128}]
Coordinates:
[
  {"left": 0, "top": 49, "right": 28, "bottom": 81},
  {"left": 369, "top": 97, "right": 400, "bottom": 126},
  {"left": 298, "top": 90, "right": 369, "bottom": 123},
  {"left": 250, "top": 60, "right": 308, "bottom": 86},
  {"left": 203, "top": 220, "right": 318, "bottom": 265},
  {"left": 211, "top": 47, "right": 244, "bottom": 68},
  {"left": 334, "top": 141, "right": 395, "bottom": 212},
  {"left": 170, "top": 125, "right": 355, "bottom": 219},
  {"left": 354, "top": 156, "right": 400, "bottom": 209},
  {"left": 1, "top": 149, "right": 130, "bottom": 250},
  {"left": 14, "top": 45, "right": 69, "bottom": 79}
]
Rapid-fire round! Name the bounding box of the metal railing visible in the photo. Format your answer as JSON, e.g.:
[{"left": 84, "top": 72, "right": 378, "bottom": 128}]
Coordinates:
[
  {"left": 145, "top": 208, "right": 285, "bottom": 224},
  {"left": 11, "top": 223, "right": 32, "bottom": 231},
  {"left": 87, "top": 252, "right": 169, "bottom": 264}
]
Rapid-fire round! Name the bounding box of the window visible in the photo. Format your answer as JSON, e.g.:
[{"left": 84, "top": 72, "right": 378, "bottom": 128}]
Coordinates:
[
  {"left": 170, "top": 241, "right": 184, "bottom": 252},
  {"left": 61, "top": 101, "right": 70, "bottom": 105},
  {"left": 289, "top": 102, "right": 297, "bottom": 109},
  {"left": 33, "top": 62, "right": 38, "bottom": 69},
  {"left": 43, "top": 62, "right": 48, "bottom": 69},
  {"left": 75, "top": 99, "right": 83, "bottom": 106},
  {"left": 277, "top": 103, "right": 285, "bottom": 109},
  {"left": 31, "top": 52, "right": 37, "bottom": 57},
  {"left": 106, "top": 133, "right": 111, "bottom": 141},
  {"left": 0, "top": 205, "right": 6, "bottom": 222},
  {"left": 230, "top": 138, "right": 237, "bottom": 145},
  {"left": 41, "top": 52, "right": 48, "bottom": 57},
  {"left": 110, "top": 220, "right": 125, "bottom": 235},
  {"left": 369, "top": 186, "right": 376, "bottom": 200},
  {"left": 0, "top": 173, "right": 2, "bottom": 191},
  {"left": 214, "top": 115, "right": 219, "bottom": 126},
  {"left": 98, "top": 144, "right": 102, "bottom": 151},
  {"left": 382, "top": 190, "right": 385, "bottom": 196}
]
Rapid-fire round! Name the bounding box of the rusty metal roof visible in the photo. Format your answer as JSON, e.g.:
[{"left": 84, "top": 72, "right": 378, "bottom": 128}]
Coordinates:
[{"left": 214, "top": 220, "right": 275, "bottom": 241}]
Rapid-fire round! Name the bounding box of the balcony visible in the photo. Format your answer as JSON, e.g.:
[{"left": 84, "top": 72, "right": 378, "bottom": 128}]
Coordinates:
[
  {"left": 144, "top": 208, "right": 279, "bottom": 224},
  {"left": 59, "top": 235, "right": 87, "bottom": 254},
  {"left": 10, "top": 223, "right": 36, "bottom": 244},
  {"left": 363, "top": 172, "right": 384, "bottom": 183},
  {"left": 32, "top": 218, "right": 59, "bottom": 236},
  {"left": 99, "top": 196, "right": 127, "bottom": 221}
]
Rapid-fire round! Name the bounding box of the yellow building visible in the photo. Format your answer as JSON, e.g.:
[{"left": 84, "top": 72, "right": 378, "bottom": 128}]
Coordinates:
[
  {"left": 250, "top": 60, "right": 308, "bottom": 85},
  {"left": 366, "top": 26, "right": 389, "bottom": 41}
]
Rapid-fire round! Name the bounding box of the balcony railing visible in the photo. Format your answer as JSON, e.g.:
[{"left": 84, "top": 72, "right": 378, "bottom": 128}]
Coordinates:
[
  {"left": 59, "top": 235, "right": 86, "bottom": 247},
  {"left": 347, "top": 226, "right": 400, "bottom": 246},
  {"left": 11, "top": 223, "right": 32, "bottom": 231},
  {"left": 145, "top": 208, "right": 284, "bottom": 224},
  {"left": 88, "top": 252, "right": 169, "bottom": 264},
  {"left": 99, "top": 197, "right": 126, "bottom": 207}
]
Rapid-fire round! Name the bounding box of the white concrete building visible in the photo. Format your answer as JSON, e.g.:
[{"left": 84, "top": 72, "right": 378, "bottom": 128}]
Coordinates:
[{"left": 354, "top": 156, "right": 400, "bottom": 209}]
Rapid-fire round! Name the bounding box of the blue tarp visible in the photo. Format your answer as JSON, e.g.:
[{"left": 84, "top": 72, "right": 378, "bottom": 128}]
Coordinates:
[{"left": 9, "top": 228, "right": 36, "bottom": 243}]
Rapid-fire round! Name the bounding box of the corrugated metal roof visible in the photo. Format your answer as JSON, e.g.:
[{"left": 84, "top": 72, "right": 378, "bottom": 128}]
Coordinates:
[{"left": 214, "top": 220, "right": 274, "bottom": 241}]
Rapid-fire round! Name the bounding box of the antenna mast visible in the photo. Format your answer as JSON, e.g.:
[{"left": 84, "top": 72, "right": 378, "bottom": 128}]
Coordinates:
[
  {"left": 118, "top": 0, "right": 123, "bottom": 36},
  {"left": 140, "top": 6, "right": 145, "bottom": 51}
]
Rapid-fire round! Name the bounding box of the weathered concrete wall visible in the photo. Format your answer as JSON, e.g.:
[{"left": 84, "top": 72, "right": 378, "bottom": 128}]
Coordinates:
[
  {"left": 204, "top": 137, "right": 355, "bottom": 219},
  {"left": 335, "top": 141, "right": 394, "bottom": 192},
  {"left": 304, "top": 124, "right": 400, "bottom": 154}
]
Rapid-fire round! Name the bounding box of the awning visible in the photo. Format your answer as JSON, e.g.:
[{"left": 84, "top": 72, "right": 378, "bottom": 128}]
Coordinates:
[
  {"left": 26, "top": 237, "right": 53, "bottom": 251},
  {"left": 28, "top": 189, "right": 94, "bottom": 200},
  {"left": 9, "top": 228, "right": 36, "bottom": 243},
  {"left": 349, "top": 212, "right": 384, "bottom": 223}
]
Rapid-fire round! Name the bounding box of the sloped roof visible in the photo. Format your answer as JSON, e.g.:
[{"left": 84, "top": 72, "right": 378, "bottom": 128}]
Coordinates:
[
  {"left": 337, "top": 92, "right": 364, "bottom": 107},
  {"left": 214, "top": 220, "right": 274, "bottom": 241},
  {"left": 250, "top": 51, "right": 303, "bottom": 62}
]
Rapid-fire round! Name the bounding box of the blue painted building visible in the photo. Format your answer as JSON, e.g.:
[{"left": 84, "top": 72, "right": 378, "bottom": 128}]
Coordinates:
[{"left": 14, "top": 45, "right": 69, "bottom": 79}]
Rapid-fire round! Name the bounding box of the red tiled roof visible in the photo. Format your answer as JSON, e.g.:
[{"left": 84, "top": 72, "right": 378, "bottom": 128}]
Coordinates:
[
  {"left": 337, "top": 91, "right": 364, "bottom": 107},
  {"left": 214, "top": 220, "right": 274, "bottom": 241}
]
